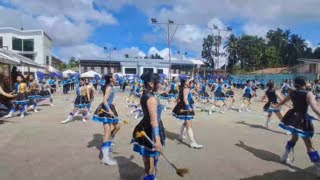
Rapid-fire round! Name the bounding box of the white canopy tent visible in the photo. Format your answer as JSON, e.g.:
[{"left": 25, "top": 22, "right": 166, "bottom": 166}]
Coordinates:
[
  {"left": 62, "top": 69, "right": 76, "bottom": 77},
  {"left": 80, "top": 70, "right": 101, "bottom": 78}
]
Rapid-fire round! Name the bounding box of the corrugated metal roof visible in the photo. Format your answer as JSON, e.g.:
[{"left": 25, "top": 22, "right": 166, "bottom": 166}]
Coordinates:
[{"left": 0, "top": 48, "right": 45, "bottom": 68}]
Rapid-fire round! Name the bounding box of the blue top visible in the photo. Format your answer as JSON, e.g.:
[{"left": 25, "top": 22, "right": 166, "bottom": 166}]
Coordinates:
[
  {"left": 130, "top": 84, "right": 136, "bottom": 92},
  {"left": 91, "top": 79, "right": 97, "bottom": 84},
  {"left": 136, "top": 86, "right": 141, "bottom": 93},
  {"left": 171, "top": 82, "right": 176, "bottom": 91},
  {"left": 15, "top": 83, "right": 19, "bottom": 92},
  {"left": 188, "top": 92, "right": 193, "bottom": 104},
  {"left": 107, "top": 85, "right": 115, "bottom": 105},
  {"left": 245, "top": 86, "right": 251, "bottom": 94},
  {"left": 216, "top": 84, "right": 223, "bottom": 93},
  {"left": 100, "top": 79, "right": 106, "bottom": 86},
  {"left": 201, "top": 84, "right": 207, "bottom": 93}
]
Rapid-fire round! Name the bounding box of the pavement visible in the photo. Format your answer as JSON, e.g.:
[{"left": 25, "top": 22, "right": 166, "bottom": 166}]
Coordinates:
[{"left": 1, "top": 89, "right": 320, "bottom": 180}]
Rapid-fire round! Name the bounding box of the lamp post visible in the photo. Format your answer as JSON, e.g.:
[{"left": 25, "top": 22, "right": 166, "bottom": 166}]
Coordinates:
[
  {"left": 208, "top": 25, "right": 232, "bottom": 75},
  {"left": 151, "top": 18, "right": 183, "bottom": 80},
  {"left": 177, "top": 51, "right": 187, "bottom": 73},
  {"left": 104, "top": 47, "right": 117, "bottom": 73}
]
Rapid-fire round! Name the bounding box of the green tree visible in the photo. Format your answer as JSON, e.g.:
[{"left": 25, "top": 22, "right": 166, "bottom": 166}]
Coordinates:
[
  {"left": 313, "top": 47, "right": 320, "bottom": 59},
  {"left": 68, "top": 57, "right": 79, "bottom": 68},
  {"left": 265, "top": 46, "right": 281, "bottom": 67},
  {"left": 124, "top": 54, "right": 129, "bottom": 58},
  {"left": 224, "top": 34, "right": 239, "bottom": 73},
  {"left": 201, "top": 35, "right": 217, "bottom": 68},
  {"left": 287, "top": 34, "right": 307, "bottom": 65}
]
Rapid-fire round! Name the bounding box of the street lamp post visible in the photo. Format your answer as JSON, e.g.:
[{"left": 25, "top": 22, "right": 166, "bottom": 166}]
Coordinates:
[
  {"left": 104, "top": 47, "right": 117, "bottom": 73},
  {"left": 151, "top": 18, "right": 183, "bottom": 80},
  {"left": 177, "top": 51, "right": 187, "bottom": 73},
  {"left": 208, "top": 25, "right": 232, "bottom": 76}
]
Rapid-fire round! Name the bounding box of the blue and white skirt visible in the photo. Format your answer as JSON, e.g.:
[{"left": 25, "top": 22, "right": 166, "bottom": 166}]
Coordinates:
[
  {"left": 92, "top": 103, "right": 119, "bottom": 124},
  {"left": 279, "top": 109, "right": 314, "bottom": 138}
]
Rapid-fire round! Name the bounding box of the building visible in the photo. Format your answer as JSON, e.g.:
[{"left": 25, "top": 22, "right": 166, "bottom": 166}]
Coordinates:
[
  {"left": 51, "top": 56, "right": 64, "bottom": 69},
  {"left": 80, "top": 58, "right": 204, "bottom": 76},
  {"left": 293, "top": 58, "right": 320, "bottom": 74},
  {"left": 0, "top": 27, "right": 52, "bottom": 73}
]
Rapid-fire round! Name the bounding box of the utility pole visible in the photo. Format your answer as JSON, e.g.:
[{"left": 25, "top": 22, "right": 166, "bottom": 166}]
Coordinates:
[
  {"left": 151, "top": 18, "right": 184, "bottom": 80},
  {"left": 208, "top": 25, "right": 232, "bottom": 76}
]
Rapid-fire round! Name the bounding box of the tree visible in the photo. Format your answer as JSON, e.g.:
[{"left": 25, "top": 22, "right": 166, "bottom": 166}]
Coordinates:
[
  {"left": 313, "top": 47, "right": 320, "bottom": 59},
  {"left": 201, "top": 35, "right": 216, "bottom": 68},
  {"left": 68, "top": 57, "right": 79, "bottom": 68},
  {"left": 265, "top": 46, "right": 281, "bottom": 67},
  {"left": 224, "top": 34, "right": 239, "bottom": 73},
  {"left": 149, "top": 53, "right": 163, "bottom": 59},
  {"left": 124, "top": 54, "right": 129, "bottom": 58},
  {"left": 287, "top": 34, "right": 307, "bottom": 65}
]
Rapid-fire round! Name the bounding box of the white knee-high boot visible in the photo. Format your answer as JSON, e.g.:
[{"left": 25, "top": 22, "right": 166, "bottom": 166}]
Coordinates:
[
  {"left": 187, "top": 128, "right": 203, "bottom": 149},
  {"left": 265, "top": 116, "right": 271, "bottom": 128},
  {"left": 178, "top": 123, "right": 186, "bottom": 141},
  {"left": 101, "top": 141, "right": 117, "bottom": 165}
]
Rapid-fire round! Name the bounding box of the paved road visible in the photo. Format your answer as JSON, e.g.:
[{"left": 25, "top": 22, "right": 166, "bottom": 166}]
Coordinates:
[{"left": 1, "top": 91, "right": 320, "bottom": 180}]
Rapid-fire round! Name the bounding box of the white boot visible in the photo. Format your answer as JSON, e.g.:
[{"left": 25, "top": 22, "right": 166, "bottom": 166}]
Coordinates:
[
  {"left": 220, "top": 105, "right": 226, "bottom": 114},
  {"left": 178, "top": 124, "right": 186, "bottom": 141},
  {"left": 187, "top": 128, "right": 203, "bottom": 149},
  {"left": 280, "top": 149, "right": 290, "bottom": 163},
  {"left": 20, "top": 112, "right": 25, "bottom": 118},
  {"left": 101, "top": 146, "right": 117, "bottom": 165},
  {"left": 61, "top": 115, "right": 73, "bottom": 124},
  {"left": 265, "top": 117, "right": 270, "bottom": 128},
  {"left": 239, "top": 104, "right": 244, "bottom": 112},
  {"left": 4, "top": 111, "right": 13, "bottom": 118}
]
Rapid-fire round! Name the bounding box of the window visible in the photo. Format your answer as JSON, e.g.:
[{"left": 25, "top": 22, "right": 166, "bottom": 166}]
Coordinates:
[
  {"left": 12, "top": 37, "right": 22, "bottom": 51},
  {"left": 84, "top": 66, "right": 88, "bottom": 72},
  {"left": 46, "top": 56, "right": 49, "bottom": 65},
  {"left": 125, "top": 68, "right": 137, "bottom": 74},
  {"left": 143, "top": 68, "right": 153, "bottom": 73},
  {"left": 23, "top": 39, "right": 34, "bottom": 51},
  {"left": 157, "top": 69, "right": 163, "bottom": 74},
  {"left": 0, "top": 37, "right": 3, "bottom": 48},
  {"left": 21, "top": 54, "right": 35, "bottom": 60},
  {"left": 101, "top": 67, "right": 104, "bottom": 75}
]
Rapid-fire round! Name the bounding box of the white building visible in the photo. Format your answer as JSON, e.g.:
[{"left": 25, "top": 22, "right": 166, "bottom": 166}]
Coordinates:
[
  {"left": 80, "top": 58, "right": 204, "bottom": 76},
  {"left": 0, "top": 27, "right": 52, "bottom": 73}
]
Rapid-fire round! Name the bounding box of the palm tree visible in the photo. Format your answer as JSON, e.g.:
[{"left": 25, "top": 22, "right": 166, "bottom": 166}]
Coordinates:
[{"left": 287, "top": 34, "right": 307, "bottom": 65}]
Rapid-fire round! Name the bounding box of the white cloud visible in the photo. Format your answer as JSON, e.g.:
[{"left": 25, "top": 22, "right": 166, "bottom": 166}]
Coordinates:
[
  {"left": 9, "top": 0, "right": 117, "bottom": 25},
  {"left": 242, "top": 23, "right": 270, "bottom": 37},
  {"left": 306, "top": 40, "right": 316, "bottom": 50},
  {"left": 59, "top": 44, "right": 108, "bottom": 60},
  {"left": 58, "top": 44, "right": 147, "bottom": 61}
]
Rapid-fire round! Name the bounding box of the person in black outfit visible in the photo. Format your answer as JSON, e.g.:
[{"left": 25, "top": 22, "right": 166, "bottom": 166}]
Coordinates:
[
  {"left": 275, "top": 76, "right": 320, "bottom": 176},
  {"left": 132, "top": 72, "right": 164, "bottom": 180},
  {"left": 260, "top": 82, "right": 283, "bottom": 128}
]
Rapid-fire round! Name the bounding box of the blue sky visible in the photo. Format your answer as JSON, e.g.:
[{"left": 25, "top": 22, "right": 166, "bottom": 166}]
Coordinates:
[{"left": 0, "top": 0, "right": 319, "bottom": 63}]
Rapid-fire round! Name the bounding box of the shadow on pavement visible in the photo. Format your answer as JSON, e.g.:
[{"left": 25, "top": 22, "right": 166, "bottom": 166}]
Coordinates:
[
  {"left": 235, "top": 121, "right": 287, "bottom": 136},
  {"left": 235, "top": 140, "right": 300, "bottom": 171},
  {"left": 240, "top": 166, "right": 318, "bottom": 180},
  {"left": 87, "top": 134, "right": 103, "bottom": 160},
  {"left": 114, "top": 155, "right": 144, "bottom": 180},
  {"left": 0, "top": 120, "right": 13, "bottom": 125},
  {"left": 164, "top": 129, "right": 190, "bottom": 147}
]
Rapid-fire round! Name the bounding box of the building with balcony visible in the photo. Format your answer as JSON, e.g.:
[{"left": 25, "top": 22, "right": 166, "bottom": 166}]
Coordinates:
[{"left": 0, "top": 27, "right": 52, "bottom": 73}]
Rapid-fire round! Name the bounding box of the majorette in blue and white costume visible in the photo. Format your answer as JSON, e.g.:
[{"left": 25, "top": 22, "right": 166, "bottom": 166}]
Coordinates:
[
  {"left": 239, "top": 81, "right": 253, "bottom": 112},
  {"left": 172, "top": 75, "right": 203, "bottom": 149},
  {"left": 4, "top": 75, "right": 29, "bottom": 118},
  {"left": 261, "top": 82, "right": 282, "bottom": 128},
  {"left": 277, "top": 77, "right": 320, "bottom": 177},
  {"left": 132, "top": 72, "right": 165, "bottom": 180},
  {"left": 28, "top": 78, "right": 41, "bottom": 112},
  {"left": 213, "top": 79, "right": 227, "bottom": 113},
  {"left": 93, "top": 74, "right": 121, "bottom": 166},
  {"left": 61, "top": 79, "right": 90, "bottom": 124},
  {"left": 39, "top": 80, "right": 54, "bottom": 106}
]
